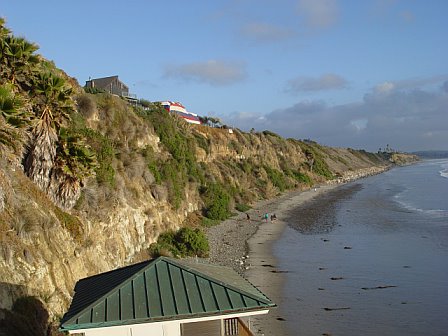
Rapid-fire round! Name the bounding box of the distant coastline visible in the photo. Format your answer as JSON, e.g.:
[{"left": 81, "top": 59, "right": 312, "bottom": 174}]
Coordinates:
[{"left": 413, "top": 150, "right": 448, "bottom": 159}]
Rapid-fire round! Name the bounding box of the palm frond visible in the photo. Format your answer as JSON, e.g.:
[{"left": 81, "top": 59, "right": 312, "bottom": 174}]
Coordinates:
[
  {"left": 0, "top": 84, "right": 30, "bottom": 127},
  {"left": 55, "top": 128, "right": 98, "bottom": 180}
]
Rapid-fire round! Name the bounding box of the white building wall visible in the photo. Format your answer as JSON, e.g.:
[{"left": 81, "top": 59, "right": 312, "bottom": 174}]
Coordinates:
[
  {"left": 70, "top": 310, "right": 268, "bottom": 336},
  {"left": 78, "top": 321, "right": 181, "bottom": 336},
  {"left": 133, "top": 321, "right": 181, "bottom": 336}
]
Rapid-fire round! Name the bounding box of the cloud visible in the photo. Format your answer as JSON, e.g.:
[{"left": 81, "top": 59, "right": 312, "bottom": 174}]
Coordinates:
[
  {"left": 225, "top": 78, "right": 448, "bottom": 151},
  {"left": 297, "top": 0, "right": 338, "bottom": 29},
  {"left": 374, "top": 75, "right": 448, "bottom": 94},
  {"left": 164, "top": 60, "right": 247, "bottom": 86},
  {"left": 286, "top": 73, "right": 348, "bottom": 93},
  {"left": 374, "top": 81, "right": 395, "bottom": 94},
  {"left": 240, "top": 22, "right": 295, "bottom": 42},
  {"left": 350, "top": 119, "right": 368, "bottom": 132}
]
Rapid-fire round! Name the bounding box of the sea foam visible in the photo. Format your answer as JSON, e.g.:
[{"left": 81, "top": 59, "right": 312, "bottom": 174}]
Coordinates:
[{"left": 438, "top": 160, "right": 448, "bottom": 179}]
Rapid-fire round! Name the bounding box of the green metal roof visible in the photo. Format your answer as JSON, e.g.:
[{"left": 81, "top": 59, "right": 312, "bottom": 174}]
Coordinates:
[{"left": 60, "top": 257, "right": 275, "bottom": 331}]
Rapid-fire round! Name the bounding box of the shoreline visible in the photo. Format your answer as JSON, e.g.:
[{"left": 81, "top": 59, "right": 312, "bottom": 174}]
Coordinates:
[
  {"left": 205, "top": 184, "right": 340, "bottom": 335},
  {"left": 244, "top": 185, "right": 339, "bottom": 336},
  {"left": 205, "top": 166, "right": 390, "bottom": 335}
]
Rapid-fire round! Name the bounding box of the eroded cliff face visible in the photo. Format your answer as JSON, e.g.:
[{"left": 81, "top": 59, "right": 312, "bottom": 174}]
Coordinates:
[
  {"left": 0, "top": 21, "right": 421, "bottom": 333},
  {"left": 0, "top": 95, "right": 416, "bottom": 323}
]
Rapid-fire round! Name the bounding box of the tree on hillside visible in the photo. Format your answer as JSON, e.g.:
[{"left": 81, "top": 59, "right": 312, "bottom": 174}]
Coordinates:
[
  {"left": 1, "top": 18, "right": 96, "bottom": 209},
  {"left": 23, "top": 72, "right": 97, "bottom": 209},
  {"left": 0, "top": 17, "right": 10, "bottom": 39},
  {"left": 304, "top": 149, "right": 315, "bottom": 172},
  {"left": 23, "top": 72, "right": 74, "bottom": 192},
  {"left": 50, "top": 128, "right": 97, "bottom": 209},
  {"left": 0, "top": 35, "right": 39, "bottom": 92},
  {"left": 0, "top": 84, "right": 29, "bottom": 127},
  {"left": 199, "top": 116, "right": 222, "bottom": 128},
  {"left": 0, "top": 84, "right": 30, "bottom": 154}
]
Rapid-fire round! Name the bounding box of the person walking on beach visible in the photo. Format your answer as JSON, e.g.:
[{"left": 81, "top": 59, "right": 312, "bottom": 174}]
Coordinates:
[{"left": 263, "top": 213, "right": 269, "bottom": 222}]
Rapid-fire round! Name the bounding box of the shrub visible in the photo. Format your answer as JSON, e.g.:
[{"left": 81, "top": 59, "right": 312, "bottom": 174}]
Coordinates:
[
  {"left": 140, "top": 106, "right": 206, "bottom": 207},
  {"left": 201, "top": 183, "right": 231, "bottom": 220},
  {"left": 176, "top": 227, "right": 209, "bottom": 257},
  {"left": 298, "top": 141, "right": 334, "bottom": 180},
  {"left": 290, "top": 171, "right": 313, "bottom": 185},
  {"left": 53, "top": 207, "right": 83, "bottom": 242},
  {"left": 76, "top": 93, "right": 96, "bottom": 118},
  {"left": 160, "top": 160, "right": 185, "bottom": 208},
  {"left": 194, "top": 133, "right": 210, "bottom": 154},
  {"left": 148, "top": 228, "right": 209, "bottom": 258},
  {"left": 264, "top": 166, "right": 288, "bottom": 191},
  {"left": 83, "top": 86, "right": 106, "bottom": 94},
  {"left": 262, "top": 130, "right": 281, "bottom": 138},
  {"left": 235, "top": 203, "right": 251, "bottom": 212},
  {"left": 239, "top": 160, "right": 253, "bottom": 174},
  {"left": 78, "top": 128, "right": 116, "bottom": 186},
  {"left": 201, "top": 217, "right": 221, "bottom": 228},
  {"left": 228, "top": 140, "right": 243, "bottom": 154},
  {"left": 312, "top": 158, "right": 334, "bottom": 179},
  {"left": 138, "top": 99, "right": 153, "bottom": 108}
]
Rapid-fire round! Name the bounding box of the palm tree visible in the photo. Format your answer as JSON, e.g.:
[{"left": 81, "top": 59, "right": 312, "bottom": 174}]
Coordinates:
[
  {"left": 0, "top": 36, "right": 39, "bottom": 91},
  {"left": 0, "top": 84, "right": 29, "bottom": 126},
  {"left": 0, "top": 17, "right": 10, "bottom": 39},
  {"left": 0, "top": 18, "right": 11, "bottom": 84},
  {"left": 23, "top": 72, "right": 74, "bottom": 192},
  {"left": 0, "top": 84, "right": 29, "bottom": 153},
  {"left": 49, "top": 128, "right": 97, "bottom": 209},
  {"left": 0, "top": 18, "right": 39, "bottom": 90}
]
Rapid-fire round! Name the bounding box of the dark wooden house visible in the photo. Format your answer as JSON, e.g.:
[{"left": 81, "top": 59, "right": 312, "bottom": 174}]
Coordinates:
[{"left": 85, "top": 76, "right": 135, "bottom": 99}]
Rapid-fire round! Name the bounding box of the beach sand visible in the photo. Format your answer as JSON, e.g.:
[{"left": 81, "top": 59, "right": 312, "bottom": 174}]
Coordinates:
[{"left": 205, "top": 184, "right": 339, "bottom": 336}]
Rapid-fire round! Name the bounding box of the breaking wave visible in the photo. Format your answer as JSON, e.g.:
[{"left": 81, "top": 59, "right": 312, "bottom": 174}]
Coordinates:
[{"left": 438, "top": 159, "right": 448, "bottom": 179}]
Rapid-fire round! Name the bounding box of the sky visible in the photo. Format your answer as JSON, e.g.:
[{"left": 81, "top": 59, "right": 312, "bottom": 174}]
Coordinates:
[{"left": 1, "top": 0, "right": 447, "bottom": 152}]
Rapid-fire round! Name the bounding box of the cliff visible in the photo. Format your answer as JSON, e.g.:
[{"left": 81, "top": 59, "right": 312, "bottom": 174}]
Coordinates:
[
  {"left": 0, "top": 19, "right": 418, "bottom": 333},
  {"left": 0, "top": 95, "right": 407, "bottom": 316}
]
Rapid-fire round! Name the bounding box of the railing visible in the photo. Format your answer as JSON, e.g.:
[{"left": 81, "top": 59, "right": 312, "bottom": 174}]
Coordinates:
[
  {"left": 224, "top": 318, "right": 239, "bottom": 335},
  {"left": 121, "top": 92, "right": 137, "bottom": 99},
  {"left": 223, "top": 318, "right": 255, "bottom": 336}
]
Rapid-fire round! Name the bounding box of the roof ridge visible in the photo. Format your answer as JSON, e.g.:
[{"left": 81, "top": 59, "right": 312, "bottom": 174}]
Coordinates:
[{"left": 161, "top": 257, "right": 274, "bottom": 306}]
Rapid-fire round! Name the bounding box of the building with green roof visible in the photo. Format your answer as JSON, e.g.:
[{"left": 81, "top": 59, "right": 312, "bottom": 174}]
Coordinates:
[{"left": 60, "top": 256, "right": 275, "bottom": 336}]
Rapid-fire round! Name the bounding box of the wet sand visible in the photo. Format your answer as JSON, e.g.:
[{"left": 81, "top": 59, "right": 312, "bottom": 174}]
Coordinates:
[
  {"left": 244, "top": 185, "right": 339, "bottom": 336},
  {"left": 206, "top": 183, "right": 373, "bottom": 335}
]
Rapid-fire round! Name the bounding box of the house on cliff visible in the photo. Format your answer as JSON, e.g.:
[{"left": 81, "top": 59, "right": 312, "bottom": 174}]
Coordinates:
[
  {"left": 160, "top": 101, "right": 202, "bottom": 125},
  {"left": 85, "top": 75, "right": 137, "bottom": 103},
  {"left": 60, "top": 256, "right": 275, "bottom": 336}
]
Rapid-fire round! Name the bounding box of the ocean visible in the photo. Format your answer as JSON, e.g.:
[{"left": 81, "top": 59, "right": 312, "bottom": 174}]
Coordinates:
[{"left": 275, "top": 159, "right": 448, "bottom": 336}]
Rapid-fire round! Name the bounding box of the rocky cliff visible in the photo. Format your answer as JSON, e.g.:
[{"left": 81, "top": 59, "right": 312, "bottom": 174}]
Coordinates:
[
  {"left": 0, "top": 95, "right": 413, "bottom": 319},
  {"left": 0, "top": 19, "right": 419, "bottom": 334}
]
